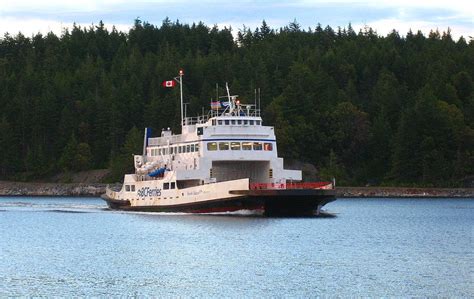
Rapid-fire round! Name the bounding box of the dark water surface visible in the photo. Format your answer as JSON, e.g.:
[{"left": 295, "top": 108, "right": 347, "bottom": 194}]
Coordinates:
[{"left": 0, "top": 197, "right": 472, "bottom": 297}]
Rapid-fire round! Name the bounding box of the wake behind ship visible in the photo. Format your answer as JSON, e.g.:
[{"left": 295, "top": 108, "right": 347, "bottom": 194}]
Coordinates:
[{"left": 101, "top": 70, "right": 336, "bottom": 216}]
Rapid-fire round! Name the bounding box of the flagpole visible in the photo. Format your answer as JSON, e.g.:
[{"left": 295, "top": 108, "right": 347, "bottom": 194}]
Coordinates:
[{"left": 179, "top": 69, "right": 184, "bottom": 128}]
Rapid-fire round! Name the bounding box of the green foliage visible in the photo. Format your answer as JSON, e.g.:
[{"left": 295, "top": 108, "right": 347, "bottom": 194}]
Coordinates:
[
  {"left": 319, "top": 150, "right": 348, "bottom": 185},
  {"left": 59, "top": 134, "right": 78, "bottom": 172},
  {"left": 0, "top": 19, "right": 472, "bottom": 186},
  {"left": 108, "top": 126, "right": 143, "bottom": 182},
  {"left": 58, "top": 134, "right": 93, "bottom": 172}
]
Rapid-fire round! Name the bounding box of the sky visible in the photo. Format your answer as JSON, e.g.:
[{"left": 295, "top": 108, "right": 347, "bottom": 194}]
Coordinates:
[{"left": 0, "top": 0, "right": 472, "bottom": 39}]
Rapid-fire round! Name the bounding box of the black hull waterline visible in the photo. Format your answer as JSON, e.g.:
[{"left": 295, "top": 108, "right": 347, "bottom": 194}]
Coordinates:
[{"left": 101, "top": 188, "right": 336, "bottom": 216}]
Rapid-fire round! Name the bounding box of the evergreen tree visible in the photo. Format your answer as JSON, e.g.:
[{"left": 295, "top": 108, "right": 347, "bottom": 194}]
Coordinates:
[
  {"left": 59, "top": 134, "right": 78, "bottom": 172},
  {"left": 0, "top": 20, "right": 472, "bottom": 186}
]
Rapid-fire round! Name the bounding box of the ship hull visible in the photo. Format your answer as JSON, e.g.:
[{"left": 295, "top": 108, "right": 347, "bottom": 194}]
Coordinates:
[{"left": 101, "top": 189, "right": 336, "bottom": 216}]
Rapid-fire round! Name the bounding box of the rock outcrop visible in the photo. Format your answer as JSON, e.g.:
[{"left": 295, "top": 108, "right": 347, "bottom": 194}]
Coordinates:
[
  {"left": 0, "top": 181, "right": 120, "bottom": 197},
  {"left": 336, "top": 186, "right": 473, "bottom": 198}
]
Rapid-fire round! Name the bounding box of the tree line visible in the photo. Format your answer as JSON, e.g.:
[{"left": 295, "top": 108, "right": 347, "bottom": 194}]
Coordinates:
[{"left": 0, "top": 18, "right": 472, "bottom": 186}]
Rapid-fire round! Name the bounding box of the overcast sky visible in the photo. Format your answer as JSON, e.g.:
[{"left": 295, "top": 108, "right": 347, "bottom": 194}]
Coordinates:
[{"left": 0, "top": 0, "right": 472, "bottom": 39}]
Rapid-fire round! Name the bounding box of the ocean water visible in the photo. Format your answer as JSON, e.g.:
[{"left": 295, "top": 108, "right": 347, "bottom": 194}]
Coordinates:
[{"left": 0, "top": 197, "right": 472, "bottom": 297}]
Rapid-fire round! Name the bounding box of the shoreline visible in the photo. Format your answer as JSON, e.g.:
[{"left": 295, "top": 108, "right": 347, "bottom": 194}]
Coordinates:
[
  {"left": 0, "top": 181, "right": 472, "bottom": 198},
  {"left": 336, "top": 186, "right": 473, "bottom": 198}
]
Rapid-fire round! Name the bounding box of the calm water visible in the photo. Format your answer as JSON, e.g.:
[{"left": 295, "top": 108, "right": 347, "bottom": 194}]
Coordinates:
[{"left": 0, "top": 197, "right": 472, "bottom": 297}]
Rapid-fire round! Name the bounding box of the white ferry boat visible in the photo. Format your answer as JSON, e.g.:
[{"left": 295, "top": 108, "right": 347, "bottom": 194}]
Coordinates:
[{"left": 102, "top": 70, "right": 336, "bottom": 216}]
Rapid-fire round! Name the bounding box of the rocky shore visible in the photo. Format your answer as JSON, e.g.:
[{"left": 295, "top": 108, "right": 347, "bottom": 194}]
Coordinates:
[
  {"left": 336, "top": 186, "right": 473, "bottom": 198},
  {"left": 0, "top": 181, "right": 472, "bottom": 198},
  {"left": 0, "top": 181, "right": 117, "bottom": 197}
]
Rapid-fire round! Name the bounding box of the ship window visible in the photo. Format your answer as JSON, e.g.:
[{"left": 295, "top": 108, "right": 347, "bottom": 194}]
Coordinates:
[
  {"left": 253, "top": 142, "right": 262, "bottom": 150},
  {"left": 212, "top": 120, "right": 216, "bottom": 126},
  {"left": 186, "top": 145, "right": 191, "bottom": 152},
  {"left": 181, "top": 146, "right": 185, "bottom": 153},
  {"left": 218, "top": 120, "right": 223, "bottom": 125},
  {"left": 125, "top": 185, "right": 130, "bottom": 192},
  {"left": 242, "top": 142, "right": 252, "bottom": 150},
  {"left": 249, "top": 120, "right": 254, "bottom": 125},
  {"left": 171, "top": 182, "right": 176, "bottom": 189},
  {"left": 207, "top": 142, "right": 217, "bottom": 151},
  {"left": 219, "top": 142, "right": 229, "bottom": 150},
  {"left": 195, "top": 143, "right": 200, "bottom": 152},
  {"left": 237, "top": 120, "right": 242, "bottom": 125},
  {"left": 231, "top": 120, "right": 236, "bottom": 125},
  {"left": 191, "top": 144, "right": 195, "bottom": 152},
  {"left": 178, "top": 146, "right": 181, "bottom": 154},
  {"left": 164, "top": 183, "right": 169, "bottom": 190},
  {"left": 243, "top": 120, "right": 248, "bottom": 125},
  {"left": 256, "top": 120, "right": 261, "bottom": 125},
  {"left": 170, "top": 147, "right": 174, "bottom": 154},
  {"left": 197, "top": 127, "right": 203, "bottom": 135},
  {"left": 131, "top": 185, "right": 135, "bottom": 191},
  {"left": 224, "top": 120, "right": 230, "bottom": 125},
  {"left": 231, "top": 142, "right": 241, "bottom": 150},
  {"left": 264, "top": 143, "right": 273, "bottom": 151},
  {"left": 158, "top": 148, "right": 162, "bottom": 155}
]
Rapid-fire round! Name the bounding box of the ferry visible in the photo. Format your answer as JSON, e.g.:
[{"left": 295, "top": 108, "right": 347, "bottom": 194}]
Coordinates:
[{"left": 102, "top": 70, "right": 336, "bottom": 216}]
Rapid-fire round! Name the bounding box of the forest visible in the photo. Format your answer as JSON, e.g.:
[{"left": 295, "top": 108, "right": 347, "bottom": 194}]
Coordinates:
[{"left": 0, "top": 18, "right": 472, "bottom": 186}]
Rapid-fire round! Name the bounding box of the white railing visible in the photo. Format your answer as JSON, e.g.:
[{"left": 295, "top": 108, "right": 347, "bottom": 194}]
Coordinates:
[
  {"left": 148, "top": 134, "right": 184, "bottom": 146},
  {"left": 182, "top": 114, "right": 210, "bottom": 126}
]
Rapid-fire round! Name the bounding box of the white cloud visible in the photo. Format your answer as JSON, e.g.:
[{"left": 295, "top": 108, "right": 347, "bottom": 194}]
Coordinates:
[
  {"left": 0, "top": 0, "right": 128, "bottom": 12},
  {"left": 0, "top": 17, "right": 130, "bottom": 37},
  {"left": 353, "top": 18, "right": 472, "bottom": 39},
  {"left": 0, "top": 0, "right": 471, "bottom": 39}
]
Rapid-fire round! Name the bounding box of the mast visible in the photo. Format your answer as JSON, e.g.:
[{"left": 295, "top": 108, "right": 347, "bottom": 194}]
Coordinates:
[{"left": 225, "top": 82, "right": 236, "bottom": 113}]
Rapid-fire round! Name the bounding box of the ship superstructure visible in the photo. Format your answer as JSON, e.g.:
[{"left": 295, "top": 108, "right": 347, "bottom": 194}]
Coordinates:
[{"left": 102, "top": 71, "right": 335, "bottom": 215}]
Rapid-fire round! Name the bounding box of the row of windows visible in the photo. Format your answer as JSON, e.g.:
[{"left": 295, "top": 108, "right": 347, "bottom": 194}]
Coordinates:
[
  {"left": 150, "top": 140, "right": 272, "bottom": 155},
  {"left": 207, "top": 141, "right": 273, "bottom": 151},
  {"left": 150, "top": 143, "right": 200, "bottom": 156},
  {"left": 211, "top": 119, "right": 261, "bottom": 126},
  {"left": 125, "top": 185, "right": 135, "bottom": 192},
  {"left": 163, "top": 182, "right": 176, "bottom": 190},
  {"left": 125, "top": 183, "right": 176, "bottom": 192}
]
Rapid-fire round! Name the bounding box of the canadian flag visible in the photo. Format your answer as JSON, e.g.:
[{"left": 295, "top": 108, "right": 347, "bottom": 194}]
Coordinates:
[{"left": 162, "top": 80, "right": 176, "bottom": 88}]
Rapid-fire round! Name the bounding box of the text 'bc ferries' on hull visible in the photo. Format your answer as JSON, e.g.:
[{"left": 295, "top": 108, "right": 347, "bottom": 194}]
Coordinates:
[{"left": 101, "top": 70, "right": 336, "bottom": 216}]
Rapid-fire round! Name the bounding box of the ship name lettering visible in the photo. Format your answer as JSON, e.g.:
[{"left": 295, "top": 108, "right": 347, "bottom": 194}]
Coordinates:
[{"left": 137, "top": 187, "right": 161, "bottom": 197}]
